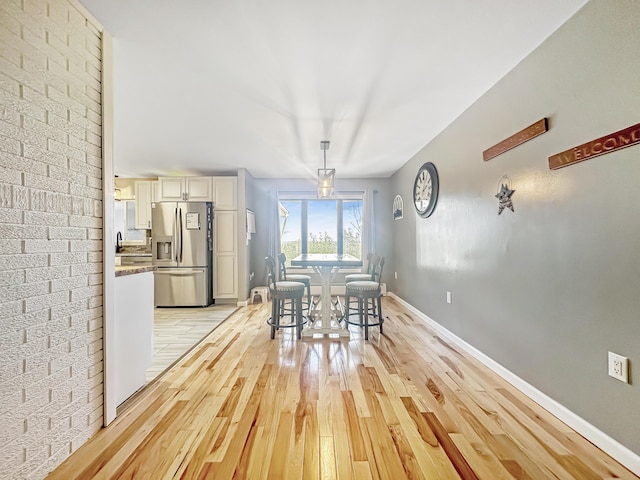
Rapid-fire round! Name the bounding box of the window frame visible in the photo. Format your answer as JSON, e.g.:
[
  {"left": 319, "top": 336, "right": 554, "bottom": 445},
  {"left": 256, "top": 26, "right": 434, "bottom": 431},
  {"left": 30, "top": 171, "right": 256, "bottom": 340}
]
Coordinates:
[
  {"left": 278, "top": 190, "right": 367, "bottom": 273},
  {"left": 114, "top": 199, "right": 147, "bottom": 245}
]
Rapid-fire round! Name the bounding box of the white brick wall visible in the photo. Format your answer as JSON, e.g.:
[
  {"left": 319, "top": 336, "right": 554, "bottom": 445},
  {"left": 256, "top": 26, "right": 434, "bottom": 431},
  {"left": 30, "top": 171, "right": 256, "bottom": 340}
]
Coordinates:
[{"left": 0, "top": 1, "right": 104, "bottom": 478}]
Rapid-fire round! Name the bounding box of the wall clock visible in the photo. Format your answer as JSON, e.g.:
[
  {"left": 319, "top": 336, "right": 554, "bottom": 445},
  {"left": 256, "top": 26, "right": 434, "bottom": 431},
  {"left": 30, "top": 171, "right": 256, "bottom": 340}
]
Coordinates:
[{"left": 413, "top": 162, "right": 439, "bottom": 218}]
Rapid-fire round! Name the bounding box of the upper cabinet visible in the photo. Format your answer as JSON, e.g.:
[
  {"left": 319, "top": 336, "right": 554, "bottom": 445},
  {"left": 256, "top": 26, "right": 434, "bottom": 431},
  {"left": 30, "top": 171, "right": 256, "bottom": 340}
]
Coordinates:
[
  {"left": 213, "top": 177, "right": 237, "bottom": 210},
  {"left": 152, "top": 181, "right": 159, "bottom": 203},
  {"left": 158, "top": 176, "right": 213, "bottom": 202},
  {"left": 157, "top": 176, "right": 237, "bottom": 209},
  {"left": 134, "top": 181, "right": 153, "bottom": 229}
]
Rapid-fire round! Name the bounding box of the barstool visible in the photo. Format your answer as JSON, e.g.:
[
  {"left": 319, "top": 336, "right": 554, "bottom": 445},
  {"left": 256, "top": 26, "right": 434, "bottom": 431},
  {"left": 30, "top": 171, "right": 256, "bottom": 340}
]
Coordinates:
[
  {"left": 344, "top": 252, "right": 377, "bottom": 283},
  {"left": 265, "top": 256, "right": 306, "bottom": 339},
  {"left": 344, "top": 257, "right": 385, "bottom": 340},
  {"left": 277, "top": 252, "right": 312, "bottom": 312},
  {"left": 344, "top": 253, "right": 379, "bottom": 318}
]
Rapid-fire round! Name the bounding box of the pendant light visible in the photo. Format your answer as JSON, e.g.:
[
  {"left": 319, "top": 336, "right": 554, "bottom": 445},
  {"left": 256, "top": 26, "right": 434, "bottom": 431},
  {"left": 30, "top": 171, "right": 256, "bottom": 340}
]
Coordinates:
[{"left": 317, "top": 140, "right": 335, "bottom": 198}]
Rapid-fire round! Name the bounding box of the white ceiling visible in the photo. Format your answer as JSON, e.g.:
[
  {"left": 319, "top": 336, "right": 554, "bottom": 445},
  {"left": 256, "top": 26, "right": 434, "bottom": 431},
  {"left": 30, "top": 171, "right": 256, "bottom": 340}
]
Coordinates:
[{"left": 80, "top": 0, "right": 588, "bottom": 180}]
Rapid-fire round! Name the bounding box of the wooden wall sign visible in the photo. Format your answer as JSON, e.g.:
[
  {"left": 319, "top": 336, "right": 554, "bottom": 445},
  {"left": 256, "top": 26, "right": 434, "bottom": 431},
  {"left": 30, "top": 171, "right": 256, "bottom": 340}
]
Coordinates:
[
  {"left": 483, "top": 118, "right": 548, "bottom": 161},
  {"left": 548, "top": 122, "right": 640, "bottom": 170}
]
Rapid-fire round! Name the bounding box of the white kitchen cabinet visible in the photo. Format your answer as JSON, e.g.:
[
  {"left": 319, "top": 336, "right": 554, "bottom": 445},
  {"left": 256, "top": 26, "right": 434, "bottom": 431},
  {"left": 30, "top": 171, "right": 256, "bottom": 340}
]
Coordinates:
[
  {"left": 212, "top": 176, "right": 237, "bottom": 210},
  {"left": 152, "top": 180, "right": 159, "bottom": 203},
  {"left": 157, "top": 177, "right": 184, "bottom": 201},
  {"left": 134, "top": 181, "right": 153, "bottom": 229},
  {"left": 186, "top": 177, "right": 213, "bottom": 201},
  {"left": 158, "top": 176, "right": 213, "bottom": 202},
  {"left": 214, "top": 210, "right": 238, "bottom": 299}
]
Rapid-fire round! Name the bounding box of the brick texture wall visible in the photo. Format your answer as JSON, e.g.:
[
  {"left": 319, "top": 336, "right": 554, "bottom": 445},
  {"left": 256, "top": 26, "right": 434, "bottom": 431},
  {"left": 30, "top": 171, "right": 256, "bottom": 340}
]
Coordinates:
[{"left": 0, "top": 1, "right": 104, "bottom": 478}]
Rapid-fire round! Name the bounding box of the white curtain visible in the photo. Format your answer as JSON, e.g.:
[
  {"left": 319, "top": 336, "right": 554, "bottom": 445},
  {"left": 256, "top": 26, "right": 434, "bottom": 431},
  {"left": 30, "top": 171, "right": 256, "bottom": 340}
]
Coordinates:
[
  {"left": 265, "top": 189, "right": 281, "bottom": 283},
  {"left": 364, "top": 188, "right": 376, "bottom": 259}
]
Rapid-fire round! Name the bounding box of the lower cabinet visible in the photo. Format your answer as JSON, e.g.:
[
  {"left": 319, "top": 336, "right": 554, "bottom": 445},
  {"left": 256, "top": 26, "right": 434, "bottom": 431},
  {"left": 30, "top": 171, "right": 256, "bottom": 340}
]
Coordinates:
[
  {"left": 214, "top": 210, "right": 238, "bottom": 299},
  {"left": 114, "top": 271, "right": 153, "bottom": 406},
  {"left": 214, "top": 255, "right": 237, "bottom": 297}
]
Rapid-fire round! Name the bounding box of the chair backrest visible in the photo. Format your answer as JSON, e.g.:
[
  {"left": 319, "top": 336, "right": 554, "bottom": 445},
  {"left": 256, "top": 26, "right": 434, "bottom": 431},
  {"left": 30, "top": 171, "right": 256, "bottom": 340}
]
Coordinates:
[
  {"left": 367, "top": 254, "right": 381, "bottom": 280},
  {"left": 374, "top": 256, "right": 385, "bottom": 287},
  {"left": 364, "top": 252, "right": 374, "bottom": 273},
  {"left": 276, "top": 252, "right": 288, "bottom": 280},
  {"left": 265, "top": 256, "right": 278, "bottom": 290}
]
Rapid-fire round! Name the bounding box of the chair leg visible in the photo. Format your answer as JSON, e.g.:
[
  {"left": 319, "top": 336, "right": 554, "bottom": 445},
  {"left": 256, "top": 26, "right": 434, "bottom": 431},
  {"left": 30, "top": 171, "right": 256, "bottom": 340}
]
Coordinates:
[
  {"left": 270, "top": 299, "right": 276, "bottom": 339},
  {"left": 296, "top": 298, "right": 302, "bottom": 339},
  {"left": 378, "top": 296, "right": 383, "bottom": 334},
  {"left": 363, "top": 298, "right": 369, "bottom": 340},
  {"left": 344, "top": 293, "right": 350, "bottom": 329}
]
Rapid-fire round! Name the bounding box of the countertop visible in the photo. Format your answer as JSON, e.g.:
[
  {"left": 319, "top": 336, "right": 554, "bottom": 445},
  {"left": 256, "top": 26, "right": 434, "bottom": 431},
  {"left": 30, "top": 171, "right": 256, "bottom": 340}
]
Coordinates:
[
  {"left": 115, "top": 265, "right": 156, "bottom": 277},
  {"left": 116, "top": 252, "right": 152, "bottom": 257}
]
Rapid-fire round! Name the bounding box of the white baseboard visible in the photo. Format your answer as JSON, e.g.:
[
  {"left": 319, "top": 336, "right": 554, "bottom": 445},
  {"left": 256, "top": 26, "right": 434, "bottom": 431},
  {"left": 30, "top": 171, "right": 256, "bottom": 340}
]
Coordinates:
[{"left": 388, "top": 292, "right": 640, "bottom": 477}]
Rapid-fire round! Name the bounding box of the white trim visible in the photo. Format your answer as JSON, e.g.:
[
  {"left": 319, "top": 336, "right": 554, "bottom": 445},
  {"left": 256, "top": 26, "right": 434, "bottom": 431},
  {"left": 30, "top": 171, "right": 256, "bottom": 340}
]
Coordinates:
[
  {"left": 278, "top": 190, "right": 364, "bottom": 200},
  {"left": 388, "top": 292, "right": 640, "bottom": 477},
  {"left": 101, "top": 30, "right": 116, "bottom": 426}
]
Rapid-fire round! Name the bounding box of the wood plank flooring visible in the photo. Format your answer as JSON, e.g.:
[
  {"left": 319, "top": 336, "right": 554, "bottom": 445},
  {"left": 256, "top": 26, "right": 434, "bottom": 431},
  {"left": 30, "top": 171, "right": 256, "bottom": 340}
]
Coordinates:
[
  {"left": 48, "top": 297, "right": 639, "bottom": 479},
  {"left": 147, "top": 305, "right": 238, "bottom": 382}
]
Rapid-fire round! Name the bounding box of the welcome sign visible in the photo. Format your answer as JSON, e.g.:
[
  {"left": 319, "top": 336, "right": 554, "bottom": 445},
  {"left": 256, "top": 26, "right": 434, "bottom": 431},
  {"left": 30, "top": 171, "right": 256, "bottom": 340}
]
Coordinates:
[{"left": 548, "top": 122, "right": 640, "bottom": 170}]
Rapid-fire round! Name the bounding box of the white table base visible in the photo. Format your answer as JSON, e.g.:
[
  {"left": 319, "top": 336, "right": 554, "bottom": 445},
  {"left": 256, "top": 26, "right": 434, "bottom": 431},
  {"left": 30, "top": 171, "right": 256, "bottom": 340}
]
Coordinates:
[{"left": 301, "top": 265, "right": 350, "bottom": 338}]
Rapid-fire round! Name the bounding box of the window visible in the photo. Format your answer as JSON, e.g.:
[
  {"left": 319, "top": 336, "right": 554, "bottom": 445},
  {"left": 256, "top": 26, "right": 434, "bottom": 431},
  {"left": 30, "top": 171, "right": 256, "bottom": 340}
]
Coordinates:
[
  {"left": 114, "top": 200, "right": 146, "bottom": 243},
  {"left": 279, "top": 194, "right": 364, "bottom": 266}
]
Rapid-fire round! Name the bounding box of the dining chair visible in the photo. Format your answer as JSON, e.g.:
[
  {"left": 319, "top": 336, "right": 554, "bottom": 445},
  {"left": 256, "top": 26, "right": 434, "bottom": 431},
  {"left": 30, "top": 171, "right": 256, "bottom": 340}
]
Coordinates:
[
  {"left": 277, "top": 252, "right": 312, "bottom": 312},
  {"left": 343, "top": 253, "right": 379, "bottom": 317},
  {"left": 265, "top": 256, "right": 306, "bottom": 339},
  {"left": 344, "top": 252, "right": 378, "bottom": 283},
  {"left": 344, "top": 256, "right": 385, "bottom": 340}
]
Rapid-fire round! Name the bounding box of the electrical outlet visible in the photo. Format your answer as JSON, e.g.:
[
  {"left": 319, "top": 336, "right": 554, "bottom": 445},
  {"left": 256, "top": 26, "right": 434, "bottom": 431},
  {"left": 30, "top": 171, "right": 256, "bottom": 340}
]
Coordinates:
[
  {"left": 446, "top": 291, "right": 452, "bottom": 304},
  {"left": 394, "top": 272, "right": 398, "bottom": 280},
  {"left": 608, "top": 351, "right": 629, "bottom": 383}
]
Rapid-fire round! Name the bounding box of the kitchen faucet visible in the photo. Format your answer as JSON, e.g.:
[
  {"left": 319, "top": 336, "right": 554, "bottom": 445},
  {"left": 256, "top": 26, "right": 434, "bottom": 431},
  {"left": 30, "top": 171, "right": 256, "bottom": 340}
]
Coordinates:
[{"left": 116, "top": 231, "right": 123, "bottom": 253}]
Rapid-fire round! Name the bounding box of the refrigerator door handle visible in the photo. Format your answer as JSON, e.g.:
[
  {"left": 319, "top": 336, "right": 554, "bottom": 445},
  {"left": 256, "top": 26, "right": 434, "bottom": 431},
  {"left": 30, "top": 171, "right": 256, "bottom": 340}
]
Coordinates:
[
  {"left": 174, "top": 207, "right": 179, "bottom": 263},
  {"left": 178, "top": 207, "right": 183, "bottom": 263}
]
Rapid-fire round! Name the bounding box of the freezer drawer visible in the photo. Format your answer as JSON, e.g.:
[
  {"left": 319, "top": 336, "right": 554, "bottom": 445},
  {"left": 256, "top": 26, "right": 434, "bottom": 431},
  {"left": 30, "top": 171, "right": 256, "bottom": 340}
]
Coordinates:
[{"left": 154, "top": 268, "right": 211, "bottom": 307}]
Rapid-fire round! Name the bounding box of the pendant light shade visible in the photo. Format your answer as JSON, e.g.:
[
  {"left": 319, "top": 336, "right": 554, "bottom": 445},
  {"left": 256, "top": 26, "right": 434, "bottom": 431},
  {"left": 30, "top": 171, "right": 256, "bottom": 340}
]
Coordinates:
[{"left": 318, "top": 140, "right": 335, "bottom": 198}]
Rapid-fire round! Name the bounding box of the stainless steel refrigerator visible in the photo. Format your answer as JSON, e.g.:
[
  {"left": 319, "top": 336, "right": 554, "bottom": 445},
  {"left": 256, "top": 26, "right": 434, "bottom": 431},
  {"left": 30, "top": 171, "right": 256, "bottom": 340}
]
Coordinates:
[{"left": 152, "top": 202, "right": 213, "bottom": 307}]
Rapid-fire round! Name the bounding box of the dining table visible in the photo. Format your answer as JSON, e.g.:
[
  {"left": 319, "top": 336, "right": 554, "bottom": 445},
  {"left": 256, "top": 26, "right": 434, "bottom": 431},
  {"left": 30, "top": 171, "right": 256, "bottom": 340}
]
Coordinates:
[{"left": 290, "top": 253, "right": 363, "bottom": 338}]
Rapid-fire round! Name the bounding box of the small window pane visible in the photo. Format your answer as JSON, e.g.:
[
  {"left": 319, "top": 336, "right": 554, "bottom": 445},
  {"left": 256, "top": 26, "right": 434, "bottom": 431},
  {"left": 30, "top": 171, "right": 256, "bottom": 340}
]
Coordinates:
[
  {"left": 308, "top": 200, "right": 337, "bottom": 254},
  {"left": 343, "top": 200, "right": 363, "bottom": 259}
]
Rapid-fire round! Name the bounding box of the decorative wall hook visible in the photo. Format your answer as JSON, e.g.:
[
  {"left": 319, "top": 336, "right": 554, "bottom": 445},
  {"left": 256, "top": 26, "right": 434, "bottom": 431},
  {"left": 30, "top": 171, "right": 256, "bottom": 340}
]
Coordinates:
[{"left": 495, "top": 175, "right": 515, "bottom": 215}]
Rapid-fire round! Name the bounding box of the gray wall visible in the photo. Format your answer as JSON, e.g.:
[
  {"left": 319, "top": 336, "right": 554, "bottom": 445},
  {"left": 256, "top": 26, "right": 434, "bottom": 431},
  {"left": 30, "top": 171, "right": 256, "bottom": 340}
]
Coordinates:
[
  {"left": 240, "top": 169, "right": 257, "bottom": 300},
  {"left": 250, "top": 177, "right": 394, "bottom": 289},
  {"left": 391, "top": 0, "right": 640, "bottom": 454}
]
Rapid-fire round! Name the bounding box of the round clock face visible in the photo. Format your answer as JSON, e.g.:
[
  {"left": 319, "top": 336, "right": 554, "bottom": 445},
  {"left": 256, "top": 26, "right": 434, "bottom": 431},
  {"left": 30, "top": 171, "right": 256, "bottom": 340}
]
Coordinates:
[{"left": 413, "top": 162, "right": 439, "bottom": 218}]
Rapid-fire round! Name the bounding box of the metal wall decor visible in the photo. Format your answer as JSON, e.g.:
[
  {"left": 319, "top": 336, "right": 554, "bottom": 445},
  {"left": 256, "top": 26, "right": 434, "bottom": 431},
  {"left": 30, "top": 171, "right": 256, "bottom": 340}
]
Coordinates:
[
  {"left": 495, "top": 175, "right": 515, "bottom": 215},
  {"left": 393, "top": 195, "right": 404, "bottom": 220}
]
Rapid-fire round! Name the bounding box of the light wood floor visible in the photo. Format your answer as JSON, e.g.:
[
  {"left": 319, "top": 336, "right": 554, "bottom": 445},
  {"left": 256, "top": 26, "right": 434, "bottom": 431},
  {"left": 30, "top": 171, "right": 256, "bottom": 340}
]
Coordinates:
[
  {"left": 48, "top": 297, "right": 638, "bottom": 480},
  {"left": 147, "top": 305, "right": 238, "bottom": 382}
]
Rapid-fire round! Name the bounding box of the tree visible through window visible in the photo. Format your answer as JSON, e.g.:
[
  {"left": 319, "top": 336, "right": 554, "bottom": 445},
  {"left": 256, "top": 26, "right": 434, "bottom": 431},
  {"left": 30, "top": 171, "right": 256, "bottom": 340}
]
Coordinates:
[{"left": 279, "top": 197, "right": 363, "bottom": 266}]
